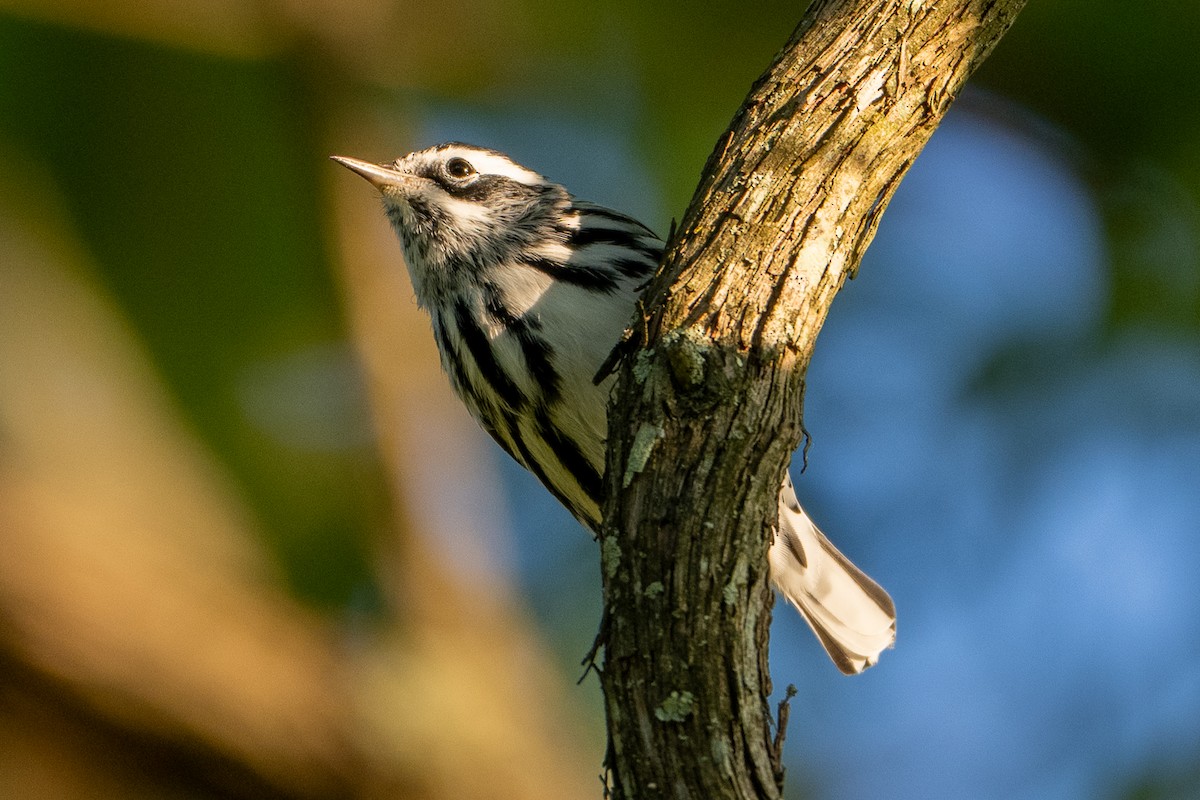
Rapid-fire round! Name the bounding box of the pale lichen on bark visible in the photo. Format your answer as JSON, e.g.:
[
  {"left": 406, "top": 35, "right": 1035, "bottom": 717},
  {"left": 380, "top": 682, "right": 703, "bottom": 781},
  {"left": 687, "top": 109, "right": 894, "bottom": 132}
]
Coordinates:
[{"left": 596, "top": 1, "right": 1028, "bottom": 799}]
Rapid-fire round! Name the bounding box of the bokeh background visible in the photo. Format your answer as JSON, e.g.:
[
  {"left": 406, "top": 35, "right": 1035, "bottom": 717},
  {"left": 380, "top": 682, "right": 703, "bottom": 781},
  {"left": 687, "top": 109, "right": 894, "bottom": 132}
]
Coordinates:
[{"left": 2, "top": 1, "right": 1198, "bottom": 798}]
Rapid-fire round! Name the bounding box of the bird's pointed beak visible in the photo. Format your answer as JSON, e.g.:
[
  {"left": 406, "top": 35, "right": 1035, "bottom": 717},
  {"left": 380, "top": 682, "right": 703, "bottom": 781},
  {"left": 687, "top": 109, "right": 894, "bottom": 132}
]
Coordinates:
[{"left": 330, "top": 155, "right": 409, "bottom": 191}]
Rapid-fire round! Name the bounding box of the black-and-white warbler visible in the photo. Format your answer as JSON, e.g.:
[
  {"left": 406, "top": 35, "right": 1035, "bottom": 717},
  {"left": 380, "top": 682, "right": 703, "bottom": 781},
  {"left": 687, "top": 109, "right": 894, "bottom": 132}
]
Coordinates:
[{"left": 333, "top": 143, "right": 895, "bottom": 673}]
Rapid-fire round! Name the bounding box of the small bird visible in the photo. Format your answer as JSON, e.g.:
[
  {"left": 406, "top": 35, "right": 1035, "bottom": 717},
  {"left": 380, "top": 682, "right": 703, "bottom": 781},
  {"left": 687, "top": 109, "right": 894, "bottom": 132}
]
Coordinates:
[{"left": 333, "top": 143, "right": 896, "bottom": 673}]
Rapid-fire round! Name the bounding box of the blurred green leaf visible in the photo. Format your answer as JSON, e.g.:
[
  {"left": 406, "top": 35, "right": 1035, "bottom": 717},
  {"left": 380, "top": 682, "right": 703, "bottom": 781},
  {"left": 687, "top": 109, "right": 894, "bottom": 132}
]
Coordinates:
[{"left": 0, "top": 14, "right": 381, "bottom": 608}]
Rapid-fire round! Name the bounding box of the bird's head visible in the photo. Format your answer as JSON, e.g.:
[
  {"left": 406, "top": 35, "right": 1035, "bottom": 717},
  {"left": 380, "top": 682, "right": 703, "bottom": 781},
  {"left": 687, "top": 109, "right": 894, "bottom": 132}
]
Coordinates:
[{"left": 333, "top": 143, "right": 570, "bottom": 301}]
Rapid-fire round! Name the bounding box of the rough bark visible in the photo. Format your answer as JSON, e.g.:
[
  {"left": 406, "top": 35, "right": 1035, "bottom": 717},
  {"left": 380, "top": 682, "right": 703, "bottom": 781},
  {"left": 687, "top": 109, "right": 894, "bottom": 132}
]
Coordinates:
[{"left": 597, "top": 1, "right": 1027, "bottom": 797}]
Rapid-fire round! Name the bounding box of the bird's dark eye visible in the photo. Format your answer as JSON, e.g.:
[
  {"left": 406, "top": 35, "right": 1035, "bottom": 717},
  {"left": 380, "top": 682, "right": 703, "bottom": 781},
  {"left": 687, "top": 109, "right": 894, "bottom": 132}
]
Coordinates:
[{"left": 446, "top": 158, "right": 476, "bottom": 179}]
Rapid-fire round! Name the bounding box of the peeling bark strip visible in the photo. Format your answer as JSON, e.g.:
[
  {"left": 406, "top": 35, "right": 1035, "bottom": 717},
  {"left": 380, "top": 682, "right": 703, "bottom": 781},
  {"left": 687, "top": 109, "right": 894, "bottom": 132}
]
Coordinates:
[{"left": 598, "top": 1, "right": 1026, "bottom": 798}]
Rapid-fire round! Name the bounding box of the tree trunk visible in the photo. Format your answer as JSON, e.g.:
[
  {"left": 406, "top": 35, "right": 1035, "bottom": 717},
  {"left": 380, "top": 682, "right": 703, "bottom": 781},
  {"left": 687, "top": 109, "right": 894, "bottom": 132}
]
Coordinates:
[{"left": 597, "top": 1, "right": 1027, "bottom": 797}]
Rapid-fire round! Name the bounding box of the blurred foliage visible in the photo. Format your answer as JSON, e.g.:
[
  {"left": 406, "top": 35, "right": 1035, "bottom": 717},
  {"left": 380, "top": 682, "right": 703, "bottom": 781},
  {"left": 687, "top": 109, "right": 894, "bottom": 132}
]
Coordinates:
[
  {"left": 975, "top": 2, "right": 1200, "bottom": 335},
  {"left": 0, "top": 15, "right": 380, "bottom": 606},
  {"left": 1120, "top": 760, "right": 1200, "bottom": 800},
  {"left": 0, "top": 0, "right": 1198, "bottom": 795}
]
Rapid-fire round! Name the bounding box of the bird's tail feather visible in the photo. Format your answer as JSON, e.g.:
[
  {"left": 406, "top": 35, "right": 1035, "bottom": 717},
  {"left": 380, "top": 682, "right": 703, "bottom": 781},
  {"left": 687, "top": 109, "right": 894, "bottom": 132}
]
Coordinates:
[{"left": 770, "top": 477, "right": 896, "bottom": 675}]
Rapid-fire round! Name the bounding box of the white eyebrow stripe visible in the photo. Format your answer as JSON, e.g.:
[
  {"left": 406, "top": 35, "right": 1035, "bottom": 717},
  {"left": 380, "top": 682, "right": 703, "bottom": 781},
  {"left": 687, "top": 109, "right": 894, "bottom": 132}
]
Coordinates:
[{"left": 435, "top": 147, "right": 547, "bottom": 186}]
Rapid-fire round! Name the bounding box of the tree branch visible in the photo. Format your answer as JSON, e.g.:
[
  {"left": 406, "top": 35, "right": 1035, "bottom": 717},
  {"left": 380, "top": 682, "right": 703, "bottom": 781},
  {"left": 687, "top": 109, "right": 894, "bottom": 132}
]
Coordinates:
[{"left": 597, "top": 1, "right": 1026, "bottom": 797}]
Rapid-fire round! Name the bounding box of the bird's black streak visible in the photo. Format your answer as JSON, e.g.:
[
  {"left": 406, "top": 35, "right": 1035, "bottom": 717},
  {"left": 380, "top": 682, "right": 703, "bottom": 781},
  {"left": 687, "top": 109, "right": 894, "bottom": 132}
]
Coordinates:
[
  {"left": 567, "top": 225, "right": 664, "bottom": 264},
  {"left": 481, "top": 281, "right": 561, "bottom": 403},
  {"left": 534, "top": 410, "right": 603, "bottom": 510},
  {"left": 506, "top": 411, "right": 587, "bottom": 520},
  {"left": 520, "top": 255, "right": 619, "bottom": 293},
  {"left": 453, "top": 298, "right": 527, "bottom": 410}
]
